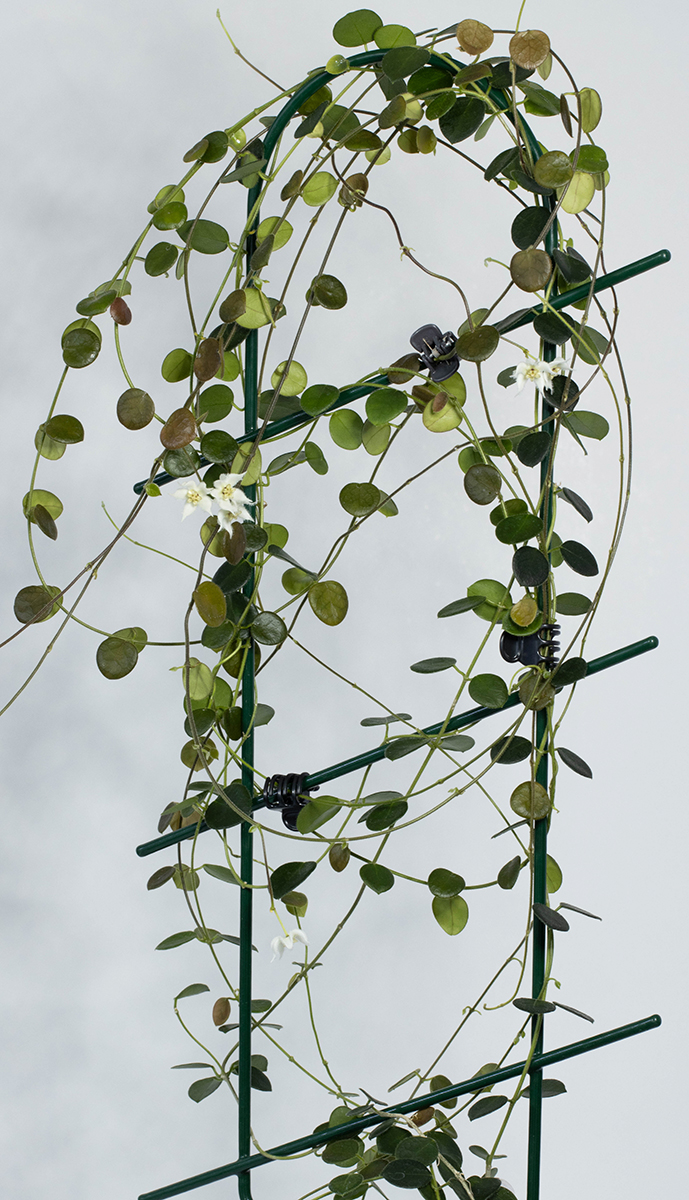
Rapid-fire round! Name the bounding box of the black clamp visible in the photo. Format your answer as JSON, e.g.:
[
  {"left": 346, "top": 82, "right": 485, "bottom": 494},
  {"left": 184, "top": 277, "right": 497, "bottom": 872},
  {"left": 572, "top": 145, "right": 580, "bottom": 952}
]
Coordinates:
[
  {"left": 263, "top": 773, "right": 318, "bottom": 832},
  {"left": 500, "top": 623, "right": 561, "bottom": 669},
  {"left": 410, "top": 324, "right": 460, "bottom": 383}
]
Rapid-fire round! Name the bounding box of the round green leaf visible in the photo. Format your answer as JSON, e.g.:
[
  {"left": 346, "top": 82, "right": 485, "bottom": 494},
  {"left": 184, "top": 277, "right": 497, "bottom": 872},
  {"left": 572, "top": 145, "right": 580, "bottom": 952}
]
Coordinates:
[
  {"left": 302, "top": 172, "right": 337, "bottom": 207},
  {"left": 468, "top": 674, "right": 508, "bottom": 709},
  {"left": 301, "top": 384, "right": 340, "bottom": 416},
  {"left": 468, "top": 579, "right": 513, "bottom": 622},
  {"left": 22, "top": 489, "right": 63, "bottom": 521},
  {"left": 408, "top": 64, "right": 453, "bottom": 94},
  {"left": 270, "top": 861, "right": 316, "bottom": 900},
  {"left": 117, "top": 388, "right": 155, "bottom": 429},
  {"left": 573, "top": 144, "right": 608, "bottom": 173},
  {"left": 468, "top": 1095, "right": 508, "bottom": 1121},
  {"left": 305, "top": 442, "right": 328, "bottom": 475},
  {"left": 579, "top": 87, "right": 602, "bottom": 133},
  {"left": 43, "top": 414, "right": 83, "bottom": 444},
  {"left": 374, "top": 23, "right": 415, "bottom": 48},
  {"left": 193, "top": 582, "right": 227, "bottom": 627},
  {"left": 178, "top": 219, "right": 230, "bottom": 254},
  {"left": 490, "top": 736, "right": 532, "bottom": 764},
  {"left": 271, "top": 359, "right": 307, "bottom": 396},
  {"left": 510, "top": 249, "right": 553, "bottom": 293},
  {"left": 364, "top": 799, "right": 408, "bottom": 830},
  {"left": 383, "top": 45, "right": 428, "bottom": 79},
  {"left": 199, "top": 430, "right": 239, "bottom": 464},
  {"left": 456, "top": 325, "right": 499, "bottom": 362},
  {"left": 297, "top": 798, "right": 342, "bottom": 835},
  {"left": 323, "top": 1138, "right": 365, "bottom": 1167},
  {"left": 395, "top": 1136, "right": 438, "bottom": 1165},
  {"left": 428, "top": 868, "right": 465, "bottom": 897},
  {"left": 498, "top": 856, "right": 521, "bottom": 890},
  {"left": 564, "top": 410, "right": 609, "bottom": 440},
  {"left": 533, "top": 311, "right": 573, "bottom": 344},
  {"left": 256, "top": 216, "right": 293, "bottom": 250},
  {"left": 410, "top": 657, "right": 456, "bottom": 673},
  {"left": 188, "top": 1076, "right": 222, "bottom": 1103},
  {"left": 198, "top": 384, "right": 233, "bottom": 424},
  {"left": 152, "top": 201, "right": 188, "bottom": 230},
  {"left": 495, "top": 513, "right": 542, "bottom": 544},
  {"left": 511, "top": 206, "right": 551, "bottom": 250},
  {"left": 96, "top": 637, "right": 138, "bottom": 679},
  {"left": 551, "top": 657, "right": 588, "bottom": 687},
  {"left": 112, "top": 626, "right": 148, "bottom": 651},
  {"left": 560, "top": 171, "right": 595, "bottom": 215},
  {"left": 333, "top": 9, "right": 382, "bottom": 46},
  {"left": 35, "top": 425, "right": 66, "bottom": 460},
  {"left": 163, "top": 447, "right": 200, "bottom": 477},
  {"left": 162, "top": 348, "right": 193, "bottom": 383},
  {"left": 282, "top": 568, "right": 315, "bottom": 596},
  {"left": 76, "top": 290, "right": 117, "bottom": 316},
  {"left": 360, "top": 863, "right": 395, "bottom": 893},
  {"left": 516, "top": 432, "right": 551, "bottom": 467},
  {"left": 432, "top": 894, "right": 469, "bottom": 935},
  {"left": 251, "top": 611, "right": 287, "bottom": 645},
  {"left": 14, "top": 584, "right": 60, "bottom": 624},
  {"left": 438, "top": 97, "right": 485, "bottom": 142},
  {"left": 546, "top": 855, "right": 563, "bottom": 894},
  {"left": 145, "top": 241, "right": 179, "bottom": 276},
  {"left": 513, "top": 546, "right": 549, "bottom": 587},
  {"left": 442, "top": 733, "right": 475, "bottom": 752},
  {"left": 571, "top": 324, "right": 609, "bottom": 365},
  {"left": 533, "top": 151, "right": 573, "bottom": 189},
  {"left": 310, "top": 274, "right": 347, "bottom": 309},
  {"left": 464, "top": 463, "right": 501, "bottom": 505},
  {"left": 510, "top": 781, "right": 551, "bottom": 820},
  {"left": 62, "top": 326, "right": 100, "bottom": 368},
  {"left": 560, "top": 540, "right": 598, "bottom": 576},
  {"left": 339, "top": 482, "right": 381, "bottom": 517},
  {"left": 365, "top": 388, "right": 406, "bottom": 425},
  {"left": 309, "top": 580, "right": 349, "bottom": 625},
  {"left": 556, "top": 592, "right": 591, "bottom": 616}
]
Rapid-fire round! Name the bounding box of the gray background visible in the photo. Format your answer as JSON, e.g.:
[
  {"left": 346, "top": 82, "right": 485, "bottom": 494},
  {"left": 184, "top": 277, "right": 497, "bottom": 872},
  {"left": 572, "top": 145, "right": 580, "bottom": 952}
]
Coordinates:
[{"left": 1, "top": 1, "right": 686, "bottom": 1197}]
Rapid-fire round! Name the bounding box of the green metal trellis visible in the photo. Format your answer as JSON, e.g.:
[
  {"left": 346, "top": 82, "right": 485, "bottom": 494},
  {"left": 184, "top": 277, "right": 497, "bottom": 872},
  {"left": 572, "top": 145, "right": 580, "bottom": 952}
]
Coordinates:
[{"left": 135, "top": 47, "right": 669, "bottom": 1200}]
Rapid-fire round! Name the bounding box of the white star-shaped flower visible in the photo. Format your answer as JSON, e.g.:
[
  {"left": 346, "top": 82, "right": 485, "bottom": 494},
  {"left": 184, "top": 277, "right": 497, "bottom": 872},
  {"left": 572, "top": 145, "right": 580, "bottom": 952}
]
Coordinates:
[
  {"left": 270, "top": 929, "right": 308, "bottom": 961},
  {"left": 173, "top": 479, "right": 214, "bottom": 520},
  {"left": 209, "top": 473, "right": 254, "bottom": 529},
  {"left": 512, "top": 355, "right": 568, "bottom": 396}
]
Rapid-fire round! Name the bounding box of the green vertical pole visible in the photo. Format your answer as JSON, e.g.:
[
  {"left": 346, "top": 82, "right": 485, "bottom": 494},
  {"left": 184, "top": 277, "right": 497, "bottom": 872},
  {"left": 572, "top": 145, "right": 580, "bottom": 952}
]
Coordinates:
[
  {"left": 237, "top": 199, "right": 260, "bottom": 1200},
  {"left": 527, "top": 202, "right": 558, "bottom": 1199}
]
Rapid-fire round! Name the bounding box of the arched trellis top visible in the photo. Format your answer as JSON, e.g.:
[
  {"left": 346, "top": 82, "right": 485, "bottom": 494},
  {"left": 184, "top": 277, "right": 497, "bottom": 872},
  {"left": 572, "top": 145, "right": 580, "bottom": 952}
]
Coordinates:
[{"left": 135, "top": 42, "right": 670, "bottom": 1200}]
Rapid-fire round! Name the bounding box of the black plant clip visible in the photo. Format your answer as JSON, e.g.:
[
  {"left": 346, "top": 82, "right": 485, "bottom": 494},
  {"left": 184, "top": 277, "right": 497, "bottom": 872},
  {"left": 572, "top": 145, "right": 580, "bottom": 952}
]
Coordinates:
[
  {"left": 263, "top": 773, "right": 318, "bottom": 832},
  {"left": 409, "top": 324, "right": 460, "bottom": 383},
  {"left": 500, "top": 623, "right": 561, "bottom": 669}
]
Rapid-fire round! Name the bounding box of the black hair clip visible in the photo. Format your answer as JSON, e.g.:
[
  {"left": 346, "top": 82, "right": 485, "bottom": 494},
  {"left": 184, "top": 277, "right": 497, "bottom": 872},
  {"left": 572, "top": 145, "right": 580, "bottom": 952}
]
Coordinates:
[
  {"left": 409, "top": 324, "right": 460, "bottom": 383},
  {"left": 500, "top": 623, "right": 561, "bottom": 669},
  {"left": 263, "top": 772, "right": 318, "bottom": 831}
]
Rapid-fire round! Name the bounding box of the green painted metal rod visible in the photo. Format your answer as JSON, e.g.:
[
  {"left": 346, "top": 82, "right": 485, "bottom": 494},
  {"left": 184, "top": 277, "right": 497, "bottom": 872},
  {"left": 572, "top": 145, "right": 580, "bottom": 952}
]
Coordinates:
[
  {"left": 137, "top": 1013, "right": 660, "bottom": 1199},
  {"left": 134, "top": 635, "right": 658, "bottom": 858},
  {"left": 133, "top": 247, "right": 670, "bottom": 496}
]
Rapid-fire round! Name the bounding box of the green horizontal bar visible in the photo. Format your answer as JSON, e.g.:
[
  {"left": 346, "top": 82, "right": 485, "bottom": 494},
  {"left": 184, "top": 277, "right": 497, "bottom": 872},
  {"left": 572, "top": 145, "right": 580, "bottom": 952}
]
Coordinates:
[
  {"left": 137, "top": 1013, "right": 660, "bottom": 1198},
  {"left": 133, "top": 244, "right": 671, "bottom": 496},
  {"left": 499, "top": 249, "right": 671, "bottom": 335},
  {"left": 135, "top": 635, "right": 657, "bottom": 858},
  {"left": 133, "top": 376, "right": 389, "bottom": 495}
]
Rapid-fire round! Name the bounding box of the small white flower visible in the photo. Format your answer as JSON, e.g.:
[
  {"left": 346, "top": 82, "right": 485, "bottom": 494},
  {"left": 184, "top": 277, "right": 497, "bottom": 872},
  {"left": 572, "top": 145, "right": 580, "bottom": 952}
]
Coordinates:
[
  {"left": 173, "top": 479, "right": 214, "bottom": 520},
  {"left": 270, "top": 929, "right": 308, "bottom": 961},
  {"left": 209, "top": 473, "right": 254, "bottom": 527},
  {"left": 512, "top": 355, "right": 568, "bottom": 396}
]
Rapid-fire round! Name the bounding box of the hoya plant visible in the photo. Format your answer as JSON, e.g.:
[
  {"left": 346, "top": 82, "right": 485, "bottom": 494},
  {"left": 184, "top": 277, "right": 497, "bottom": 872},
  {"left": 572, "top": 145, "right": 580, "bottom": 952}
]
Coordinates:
[{"left": 4, "top": 6, "right": 667, "bottom": 1199}]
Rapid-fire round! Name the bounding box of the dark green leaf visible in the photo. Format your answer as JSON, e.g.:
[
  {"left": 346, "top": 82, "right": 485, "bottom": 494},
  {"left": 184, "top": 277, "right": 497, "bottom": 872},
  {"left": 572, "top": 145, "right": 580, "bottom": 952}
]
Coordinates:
[
  {"left": 468, "top": 1096, "right": 508, "bottom": 1121},
  {"left": 202, "top": 863, "right": 240, "bottom": 885},
  {"left": 328, "top": 1171, "right": 367, "bottom": 1197},
  {"left": 410, "top": 657, "right": 456, "bottom": 674},
  {"left": 96, "top": 637, "right": 138, "bottom": 680},
  {"left": 484, "top": 147, "right": 520, "bottom": 181},
  {"left": 442, "top": 733, "right": 474, "bottom": 752},
  {"left": 309, "top": 580, "right": 349, "bottom": 625},
  {"left": 552, "top": 657, "right": 588, "bottom": 687},
  {"left": 153, "top": 201, "right": 188, "bottom": 230},
  {"left": 490, "top": 736, "right": 532, "bottom": 764},
  {"left": 554, "top": 1001, "right": 594, "bottom": 1022},
  {"left": 199, "top": 429, "right": 238, "bottom": 464},
  {"left": 382, "top": 45, "right": 428, "bottom": 79},
  {"left": 363, "top": 800, "right": 408, "bottom": 830},
  {"left": 510, "top": 205, "right": 551, "bottom": 250},
  {"left": 439, "top": 97, "right": 485, "bottom": 142},
  {"left": 513, "top": 996, "right": 557, "bottom": 1014},
  {"left": 13, "top": 584, "right": 60, "bottom": 624},
  {"left": 555, "top": 592, "right": 591, "bottom": 616},
  {"left": 560, "top": 540, "right": 598, "bottom": 576},
  {"left": 270, "top": 861, "right": 316, "bottom": 900},
  {"left": 178, "top": 219, "right": 230, "bottom": 255},
  {"left": 213, "top": 560, "right": 252, "bottom": 594},
  {"left": 533, "top": 310, "right": 573, "bottom": 344},
  {"left": 382, "top": 1159, "right": 432, "bottom": 1189},
  {"left": 62, "top": 327, "right": 100, "bottom": 368},
  {"left": 145, "top": 241, "right": 179, "bottom": 276},
  {"left": 553, "top": 248, "right": 591, "bottom": 284},
  {"left": 498, "top": 856, "right": 521, "bottom": 890},
  {"left": 408, "top": 64, "right": 453, "bottom": 94},
  {"left": 428, "top": 868, "right": 465, "bottom": 897},
  {"left": 456, "top": 324, "right": 499, "bottom": 362},
  {"left": 533, "top": 901, "right": 570, "bottom": 931},
  {"left": 366, "top": 387, "right": 406, "bottom": 425},
  {"left": 360, "top": 713, "right": 411, "bottom": 726},
  {"left": 147, "top": 866, "right": 175, "bottom": 890},
  {"left": 251, "top": 611, "right": 287, "bottom": 645},
  {"left": 310, "top": 273, "right": 348, "bottom": 309},
  {"left": 76, "top": 290, "right": 117, "bottom": 316},
  {"left": 513, "top": 546, "right": 549, "bottom": 587},
  {"left": 384, "top": 736, "right": 428, "bottom": 760},
  {"left": 563, "top": 410, "right": 609, "bottom": 440},
  {"left": 301, "top": 383, "right": 340, "bottom": 417},
  {"left": 464, "top": 463, "right": 502, "bottom": 506},
  {"left": 437, "top": 596, "right": 484, "bottom": 617},
  {"left": 494, "top": 512, "right": 542, "bottom": 544},
  {"left": 468, "top": 674, "right": 508, "bottom": 709},
  {"left": 205, "top": 781, "right": 252, "bottom": 830},
  {"left": 297, "top": 798, "right": 342, "bottom": 834},
  {"left": 250, "top": 1067, "right": 272, "bottom": 1091},
  {"left": 394, "top": 1136, "right": 438, "bottom": 1165},
  {"left": 360, "top": 863, "right": 395, "bottom": 893},
  {"left": 188, "top": 1076, "right": 222, "bottom": 1102},
  {"left": 556, "top": 746, "right": 592, "bottom": 777},
  {"left": 521, "top": 1079, "right": 567, "bottom": 1099},
  {"left": 333, "top": 9, "right": 382, "bottom": 46},
  {"left": 559, "top": 487, "right": 592, "bottom": 523},
  {"left": 425, "top": 91, "right": 456, "bottom": 120},
  {"left": 175, "top": 983, "right": 210, "bottom": 1000},
  {"left": 323, "top": 1137, "right": 366, "bottom": 1166},
  {"left": 339, "top": 481, "right": 382, "bottom": 517}
]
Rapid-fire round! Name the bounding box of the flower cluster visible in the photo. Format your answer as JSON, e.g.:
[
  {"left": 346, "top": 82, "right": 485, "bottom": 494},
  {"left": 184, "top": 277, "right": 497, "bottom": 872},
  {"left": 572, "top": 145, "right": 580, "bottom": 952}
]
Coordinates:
[
  {"left": 512, "top": 354, "right": 568, "bottom": 396},
  {"left": 173, "top": 473, "right": 254, "bottom": 531}
]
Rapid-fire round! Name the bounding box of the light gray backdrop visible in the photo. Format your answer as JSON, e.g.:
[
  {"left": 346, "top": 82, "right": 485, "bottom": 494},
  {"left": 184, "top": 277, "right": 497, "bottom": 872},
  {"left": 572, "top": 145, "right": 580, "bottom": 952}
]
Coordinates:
[{"left": 1, "top": 2, "right": 686, "bottom": 1198}]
